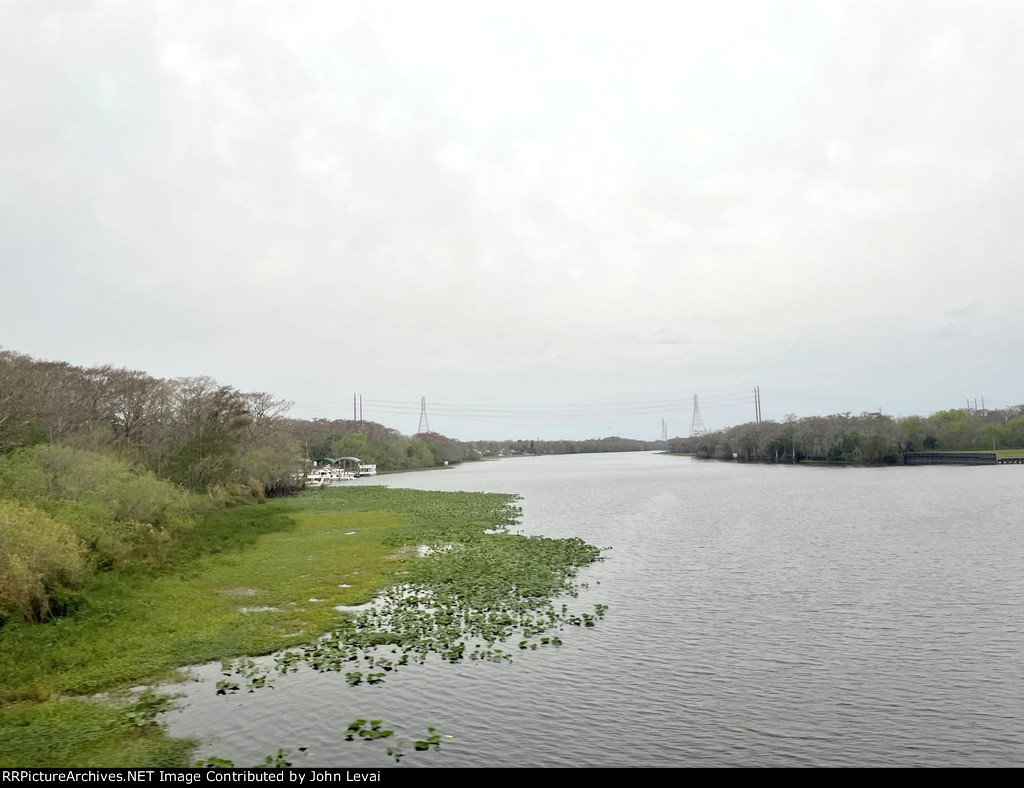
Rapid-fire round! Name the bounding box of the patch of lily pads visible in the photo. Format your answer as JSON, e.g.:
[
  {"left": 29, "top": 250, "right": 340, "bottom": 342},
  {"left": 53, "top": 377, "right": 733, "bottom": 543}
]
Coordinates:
[
  {"left": 195, "top": 720, "right": 451, "bottom": 767},
  {"left": 220, "top": 492, "right": 608, "bottom": 693}
]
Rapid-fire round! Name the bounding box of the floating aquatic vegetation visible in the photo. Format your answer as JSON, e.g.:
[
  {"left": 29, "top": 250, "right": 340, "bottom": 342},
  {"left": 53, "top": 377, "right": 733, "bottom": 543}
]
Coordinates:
[
  {"left": 195, "top": 747, "right": 308, "bottom": 768},
  {"left": 196, "top": 721, "right": 450, "bottom": 767},
  {"left": 220, "top": 491, "right": 607, "bottom": 692},
  {"left": 215, "top": 679, "right": 239, "bottom": 695},
  {"left": 123, "top": 689, "right": 177, "bottom": 728},
  {"left": 254, "top": 748, "right": 306, "bottom": 768},
  {"left": 344, "top": 719, "right": 393, "bottom": 741},
  {"left": 414, "top": 727, "right": 446, "bottom": 752},
  {"left": 353, "top": 722, "right": 451, "bottom": 762},
  {"left": 195, "top": 756, "right": 236, "bottom": 768}
]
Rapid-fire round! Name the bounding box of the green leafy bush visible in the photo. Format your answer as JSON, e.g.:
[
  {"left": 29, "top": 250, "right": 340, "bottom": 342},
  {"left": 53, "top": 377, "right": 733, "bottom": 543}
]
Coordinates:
[
  {"left": 0, "top": 499, "right": 85, "bottom": 622},
  {"left": 0, "top": 445, "right": 195, "bottom": 568}
]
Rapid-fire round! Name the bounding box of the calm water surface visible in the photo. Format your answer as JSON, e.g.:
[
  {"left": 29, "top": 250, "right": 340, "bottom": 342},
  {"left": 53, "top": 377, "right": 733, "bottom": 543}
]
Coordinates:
[{"left": 163, "top": 453, "right": 1024, "bottom": 767}]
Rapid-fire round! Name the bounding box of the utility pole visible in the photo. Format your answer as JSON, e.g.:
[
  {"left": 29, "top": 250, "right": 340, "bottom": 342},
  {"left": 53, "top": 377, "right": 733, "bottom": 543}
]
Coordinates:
[
  {"left": 353, "top": 393, "right": 357, "bottom": 421},
  {"left": 417, "top": 397, "right": 430, "bottom": 434},
  {"left": 754, "top": 386, "right": 762, "bottom": 425},
  {"left": 359, "top": 395, "right": 363, "bottom": 421}
]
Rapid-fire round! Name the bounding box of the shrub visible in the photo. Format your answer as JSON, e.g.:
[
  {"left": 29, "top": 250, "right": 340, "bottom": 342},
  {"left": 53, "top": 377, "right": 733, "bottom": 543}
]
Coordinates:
[
  {"left": 0, "top": 446, "right": 195, "bottom": 568},
  {"left": 204, "top": 482, "right": 263, "bottom": 509},
  {"left": 0, "top": 499, "right": 85, "bottom": 622}
]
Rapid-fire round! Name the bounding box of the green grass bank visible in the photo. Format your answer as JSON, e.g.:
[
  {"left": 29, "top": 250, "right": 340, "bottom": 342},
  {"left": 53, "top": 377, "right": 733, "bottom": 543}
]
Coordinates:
[{"left": 2, "top": 486, "right": 583, "bottom": 767}]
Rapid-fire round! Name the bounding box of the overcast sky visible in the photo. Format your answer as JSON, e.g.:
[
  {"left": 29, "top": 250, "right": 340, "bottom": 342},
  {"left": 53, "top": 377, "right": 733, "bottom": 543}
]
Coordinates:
[{"left": 2, "top": 1, "right": 1022, "bottom": 440}]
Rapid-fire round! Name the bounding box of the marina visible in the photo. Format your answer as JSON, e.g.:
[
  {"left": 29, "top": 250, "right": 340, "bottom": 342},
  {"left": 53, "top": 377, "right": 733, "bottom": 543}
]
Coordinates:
[{"left": 304, "top": 457, "right": 377, "bottom": 487}]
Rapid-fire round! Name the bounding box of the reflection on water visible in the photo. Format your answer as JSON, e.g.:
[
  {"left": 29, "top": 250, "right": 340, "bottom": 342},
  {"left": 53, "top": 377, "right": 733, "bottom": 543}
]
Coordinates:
[{"left": 163, "top": 453, "right": 1024, "bottom": 767}]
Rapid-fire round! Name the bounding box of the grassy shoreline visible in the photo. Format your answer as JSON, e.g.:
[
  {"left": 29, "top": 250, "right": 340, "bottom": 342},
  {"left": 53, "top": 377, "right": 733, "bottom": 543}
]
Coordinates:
[
  {"left": 0, "top": 486, "right": 600, "bottom": 767},
  {"left": 0, "top": 489, "right": 506, "bottom": 764}
]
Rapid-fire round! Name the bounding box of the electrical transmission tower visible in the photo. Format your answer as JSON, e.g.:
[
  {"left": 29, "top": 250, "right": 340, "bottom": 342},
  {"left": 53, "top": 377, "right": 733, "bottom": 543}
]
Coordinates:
[
  {"left": 417, "top": 396, "right": 430, "bottom": 434},
  {"left": 690, "top": 395, "right": 705, "bottom": 437}
]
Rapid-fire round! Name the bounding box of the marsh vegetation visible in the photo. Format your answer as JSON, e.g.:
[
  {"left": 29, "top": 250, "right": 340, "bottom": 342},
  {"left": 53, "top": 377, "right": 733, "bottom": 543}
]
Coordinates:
[{"left": 0, "top": 485, "right": 603, "bottom": 766}]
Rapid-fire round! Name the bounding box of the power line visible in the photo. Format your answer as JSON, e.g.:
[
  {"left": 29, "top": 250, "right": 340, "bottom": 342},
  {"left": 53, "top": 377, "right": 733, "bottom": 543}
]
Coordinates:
[
  {"left": 296, "top": 391, "right": 759, "bottom": 421},
  {"left": 294, "top": 389, "right": 763, "bottom": 435},
  {"left": 362, "top": 392, "right": 754, "bottom": 411},
  {"left": 293, "top": 388, "right": 1019, "bottom": 436},
  {"left": 375, "top": 398, "right": 752, "bottom": 416}
]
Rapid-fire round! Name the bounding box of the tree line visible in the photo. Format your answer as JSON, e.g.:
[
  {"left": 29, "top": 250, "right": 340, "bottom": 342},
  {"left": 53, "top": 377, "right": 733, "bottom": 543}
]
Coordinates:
[
  {"left": 1, "top": 348, "right": 299, "bottom": 495},
  {"left": 1, "top": 348, "right": 666, "bottom": 494},
  {"left": 473, "top": 436, "right": 661, "bottom": 456},
  {"left": 667, "top": 406, "right": 1024, "bottom": 463},
  {"left": 0, "top": 347, "right": 662, "bottom": 623}
]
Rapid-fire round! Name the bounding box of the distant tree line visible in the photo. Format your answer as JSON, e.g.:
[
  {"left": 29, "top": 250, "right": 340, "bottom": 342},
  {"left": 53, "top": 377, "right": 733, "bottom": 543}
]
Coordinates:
[
  {"left": 1, "top": 349, "right": 665, "bottom": 497},
  {"left": 278, "top": 422, "right": 663, "bottom": 469},
  {"left": 473, "top": 436, "right": 661, "bottom": 456},
  {"left": 0, "top": 348, "right": 301, "bottom": 496},
  {"left": 667, "top": 406, "right": 1024, "bottom": 463}
]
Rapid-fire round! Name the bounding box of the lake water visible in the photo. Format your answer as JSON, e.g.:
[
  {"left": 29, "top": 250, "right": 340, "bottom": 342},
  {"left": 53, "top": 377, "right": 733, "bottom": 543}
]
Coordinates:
[{"left": 163, "top": 452, "right": 1024, "bottom": 767}]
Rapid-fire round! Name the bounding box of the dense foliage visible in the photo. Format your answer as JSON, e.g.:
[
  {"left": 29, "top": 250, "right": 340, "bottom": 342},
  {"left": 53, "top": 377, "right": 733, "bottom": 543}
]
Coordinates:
[
  {"left": 0, "top": 499, "right": 85, "bottom": 622},
  {"left": 0, "top": 349, "right": 302, "bottom": 495},
  {"left": 0, "top": 445, "right": 198, "bottom": 623},
  {"left": 668, "top": 405, "right": 1024, "bottom": 463}
]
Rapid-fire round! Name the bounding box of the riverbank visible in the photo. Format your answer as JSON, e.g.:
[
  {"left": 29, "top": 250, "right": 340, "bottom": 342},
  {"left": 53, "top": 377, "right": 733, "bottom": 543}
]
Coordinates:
[
  {"left": 1, "top": 486, "right": 595, "bottom": 767},
  {"left": 669, "top": 452, "right": 1024, "bottom": 466},
  {"left": 376, "top": 463, "right": 455, "bottom": 475}
]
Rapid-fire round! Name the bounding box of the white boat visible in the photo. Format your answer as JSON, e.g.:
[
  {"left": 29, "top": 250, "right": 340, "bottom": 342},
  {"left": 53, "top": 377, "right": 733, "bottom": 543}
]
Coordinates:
[
  {"left": 322, "top": 456, "right": 377, "bottom": 477},
  {"left": 304, "top": 467, "right": 355, "bottom": 487},
  {"left": 304, "top": 456, "right": 376, "bottom": 486}
]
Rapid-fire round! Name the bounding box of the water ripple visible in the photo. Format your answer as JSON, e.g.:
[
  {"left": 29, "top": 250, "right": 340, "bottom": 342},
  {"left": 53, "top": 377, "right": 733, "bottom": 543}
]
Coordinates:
[{"left": 164, "top": 454, "right": 1024, "bottom": 767}]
